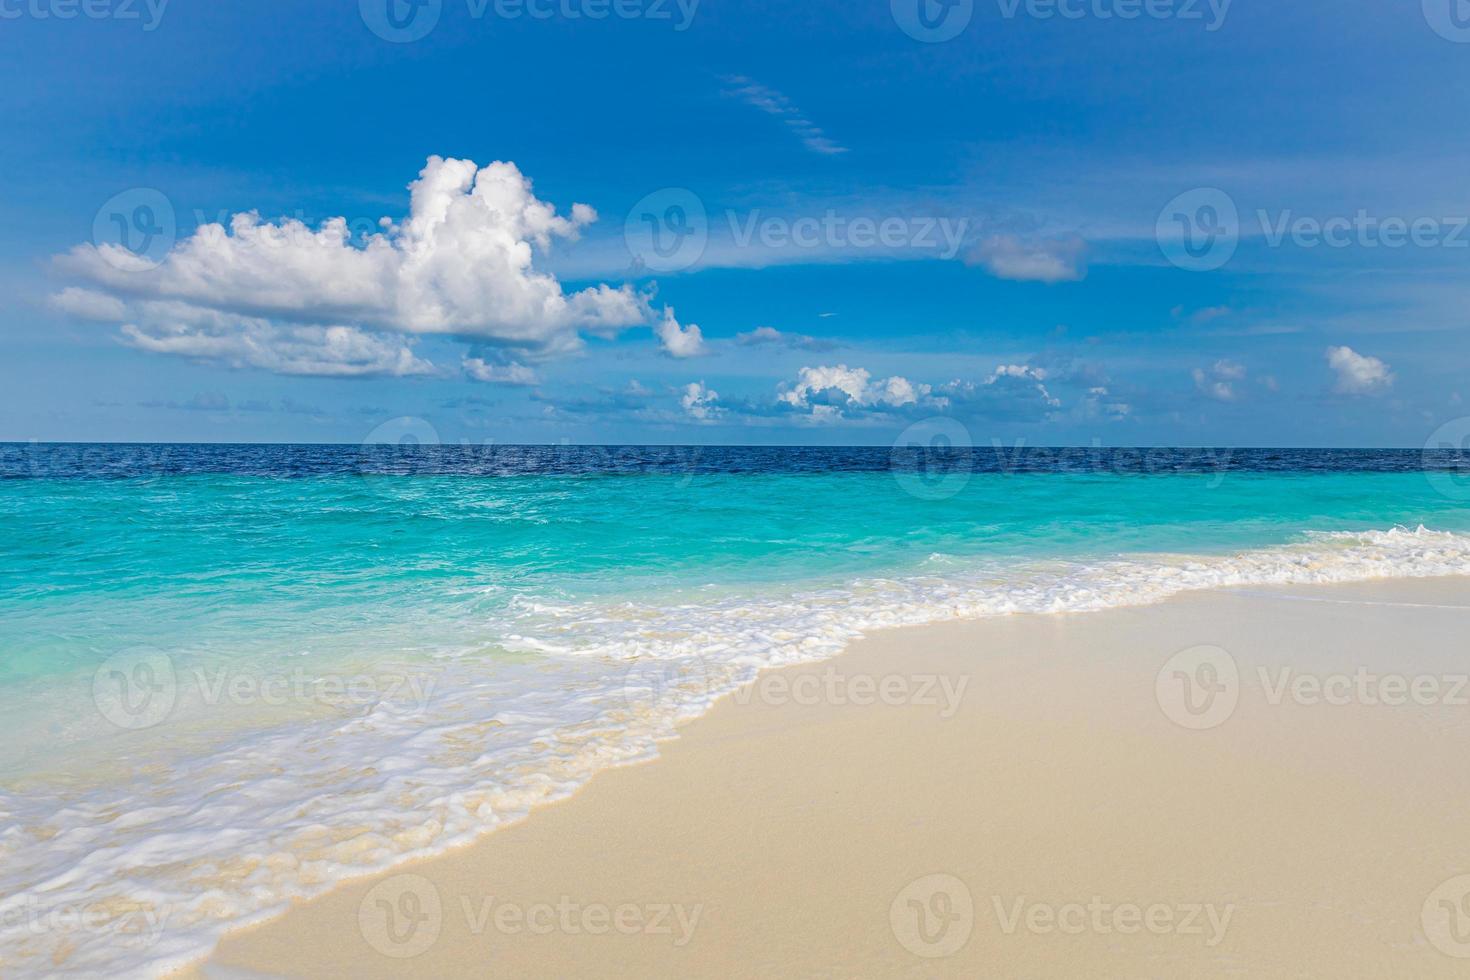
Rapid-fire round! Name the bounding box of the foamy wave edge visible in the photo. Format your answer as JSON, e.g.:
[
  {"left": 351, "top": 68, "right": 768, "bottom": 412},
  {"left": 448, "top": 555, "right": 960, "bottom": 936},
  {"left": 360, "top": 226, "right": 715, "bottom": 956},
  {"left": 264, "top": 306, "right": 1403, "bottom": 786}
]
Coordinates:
[{"left": 4, "top": 525, "right": 1469, "bottom": 978}]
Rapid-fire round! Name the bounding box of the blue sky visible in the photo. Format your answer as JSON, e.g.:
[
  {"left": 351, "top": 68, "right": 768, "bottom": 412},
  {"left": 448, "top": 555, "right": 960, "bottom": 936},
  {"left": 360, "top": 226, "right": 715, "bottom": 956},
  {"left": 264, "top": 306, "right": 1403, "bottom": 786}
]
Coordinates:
[{"left": 3, "top": 0, "right": 1469, "bottom": 446}]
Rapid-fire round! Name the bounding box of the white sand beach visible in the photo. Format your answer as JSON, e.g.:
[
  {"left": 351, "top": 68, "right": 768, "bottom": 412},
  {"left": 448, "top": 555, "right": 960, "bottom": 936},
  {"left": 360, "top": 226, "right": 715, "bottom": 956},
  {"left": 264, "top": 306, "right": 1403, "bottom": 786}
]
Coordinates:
[{"left": 187, "top": 576, "right": 1470, "bottom": 978}]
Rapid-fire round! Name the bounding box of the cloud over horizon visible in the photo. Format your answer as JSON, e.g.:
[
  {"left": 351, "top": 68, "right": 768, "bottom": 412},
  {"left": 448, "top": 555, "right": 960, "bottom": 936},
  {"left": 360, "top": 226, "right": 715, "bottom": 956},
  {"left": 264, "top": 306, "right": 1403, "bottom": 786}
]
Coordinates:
[
  {"left": 1192, "top": 359, "right": 1247, "bottom": 402},
  {"left": 51, "top": 156, "right": 697, "bottom": 378}
]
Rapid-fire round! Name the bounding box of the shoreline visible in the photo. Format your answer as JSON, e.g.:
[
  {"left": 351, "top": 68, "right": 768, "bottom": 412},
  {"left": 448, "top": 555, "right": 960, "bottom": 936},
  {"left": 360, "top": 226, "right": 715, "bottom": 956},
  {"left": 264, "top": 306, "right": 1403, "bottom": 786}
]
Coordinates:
[
  {"left": 182, "top": 574, "right": 1470, "bottom": 978},
  {"left": 16, "top": 525, "right": 1470, "bottom": 977}
]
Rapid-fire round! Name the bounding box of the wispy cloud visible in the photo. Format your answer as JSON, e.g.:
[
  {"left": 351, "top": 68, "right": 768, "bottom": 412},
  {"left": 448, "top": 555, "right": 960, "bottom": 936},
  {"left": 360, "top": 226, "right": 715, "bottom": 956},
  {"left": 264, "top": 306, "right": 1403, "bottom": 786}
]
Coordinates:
[
  {"left": 1192, "top": 359, "right": 1246, "bottom": 402},
  {"left": 1173, "top": 304, "right": 1233, "bottom": 324},
  {"left": 137, "top": 394, "right": 325, "bottom": 415},
  {"left": 965, "top": 234, "right": 1087, "bottom": 283},
  {"left": 723, "top": 76, "right": 848, "bottom": 156},
  {"left": 463, "top": 355, "right": 538, "bottom": 386},
  {"left": 736, "top": 326, "right": 839, "bottom": 352}
]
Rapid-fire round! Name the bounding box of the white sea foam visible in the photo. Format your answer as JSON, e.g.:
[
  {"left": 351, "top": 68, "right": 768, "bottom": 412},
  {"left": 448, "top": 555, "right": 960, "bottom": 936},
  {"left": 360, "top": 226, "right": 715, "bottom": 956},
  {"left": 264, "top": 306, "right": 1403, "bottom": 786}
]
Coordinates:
[{"left": 1, "top": 526, "right": 1468, "bottom": 977}]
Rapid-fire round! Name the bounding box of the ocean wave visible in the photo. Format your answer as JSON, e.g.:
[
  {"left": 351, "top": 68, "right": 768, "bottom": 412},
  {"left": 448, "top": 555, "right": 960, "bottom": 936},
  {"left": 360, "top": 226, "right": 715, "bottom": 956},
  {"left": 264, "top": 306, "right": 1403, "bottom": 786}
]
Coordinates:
[{"left": 2, "top": 526, "right": 1468, "bottom": 977}]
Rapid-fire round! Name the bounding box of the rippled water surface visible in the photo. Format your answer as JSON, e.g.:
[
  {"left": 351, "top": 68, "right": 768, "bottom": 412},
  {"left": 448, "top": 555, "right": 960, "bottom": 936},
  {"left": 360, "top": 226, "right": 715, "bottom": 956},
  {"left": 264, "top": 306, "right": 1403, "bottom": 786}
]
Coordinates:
[{"left": 2, "top": 445, "right": 1469, "bottom": 975}]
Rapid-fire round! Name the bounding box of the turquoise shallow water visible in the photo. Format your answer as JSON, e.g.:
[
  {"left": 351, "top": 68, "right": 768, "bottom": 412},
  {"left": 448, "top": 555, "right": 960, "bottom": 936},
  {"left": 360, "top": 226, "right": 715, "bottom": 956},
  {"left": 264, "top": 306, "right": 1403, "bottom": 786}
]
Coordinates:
[
  {"left": 5, "top": 465, "right": 1469, "bottom": 685},
  {"left": 2, "top": 445, "right": 1469, "bottom": 975}
]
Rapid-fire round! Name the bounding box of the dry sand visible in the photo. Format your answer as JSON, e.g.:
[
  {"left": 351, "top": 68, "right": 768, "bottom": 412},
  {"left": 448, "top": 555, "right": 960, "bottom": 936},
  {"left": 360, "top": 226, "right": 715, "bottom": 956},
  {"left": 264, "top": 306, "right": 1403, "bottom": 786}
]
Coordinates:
[{"left": 189, "top": 576, "right": 1470, "bottom": 978}]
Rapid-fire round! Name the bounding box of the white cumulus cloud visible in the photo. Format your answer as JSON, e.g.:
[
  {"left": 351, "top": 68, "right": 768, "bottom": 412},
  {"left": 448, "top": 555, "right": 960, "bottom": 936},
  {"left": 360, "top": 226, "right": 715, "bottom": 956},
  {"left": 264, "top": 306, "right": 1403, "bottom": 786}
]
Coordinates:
[
  {"left": 1326, "top": 346, "right": 1394, "bottom": 395},
  {"left": 52, "top": 156, "right": 689, "bottom": 377},
  {"left": 936, "top": 364, "right": 1061, "bottom": 421},
  {"left": 768, "top": 361, "right": 1077, "bottom": 425},
  {"left": 779, "top": 364, "right": 931, "bottom": 419},
  {"left": 654, "top": 306, "right": 709, "bottom": 358},
  {"left": 680, "top": 381, "right": 721, "bottom": 420}
]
